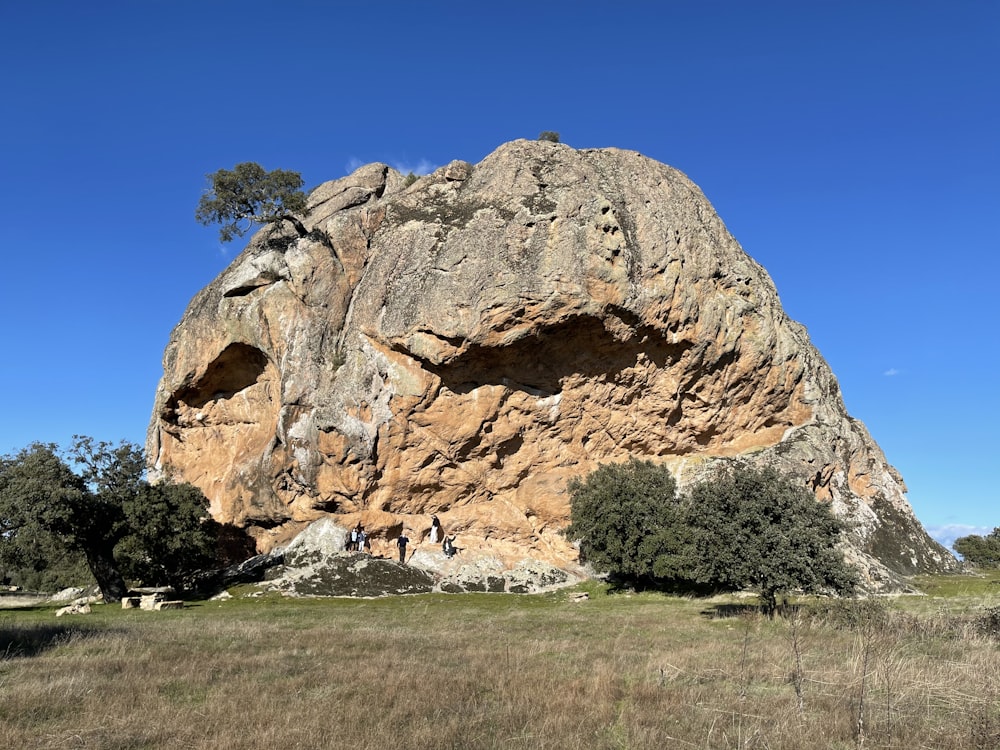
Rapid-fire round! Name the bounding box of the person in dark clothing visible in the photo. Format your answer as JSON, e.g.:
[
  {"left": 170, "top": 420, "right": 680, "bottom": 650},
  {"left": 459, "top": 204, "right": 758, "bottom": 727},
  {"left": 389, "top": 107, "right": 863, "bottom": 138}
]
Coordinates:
[{"left": 396, "top": 533, "right": 410, "bottom": 563}]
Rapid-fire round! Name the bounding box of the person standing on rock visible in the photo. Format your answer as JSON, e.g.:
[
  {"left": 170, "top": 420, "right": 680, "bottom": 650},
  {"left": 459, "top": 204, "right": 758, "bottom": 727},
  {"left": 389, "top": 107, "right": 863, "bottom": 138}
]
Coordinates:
[
  {"left": 396, "top": 532, "right": 410, "bottom": 564},
  {"left": 357, "top": 527, "right": 366, "bottom": 554},
  {"left": 351, "top": 523, "right": 361, "bottom": 551},
  {"left": 429, "top": 515, "right": 442, "bottom": 544}
]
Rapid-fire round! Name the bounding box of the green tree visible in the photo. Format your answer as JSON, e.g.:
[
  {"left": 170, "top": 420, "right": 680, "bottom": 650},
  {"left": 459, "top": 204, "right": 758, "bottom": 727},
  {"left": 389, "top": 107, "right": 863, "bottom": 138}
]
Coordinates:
[
  {"left": 687, "top": 463, "right": 856, "bottom": 616},
  {"left": 538, "top": 130, "right": 561, "bottom": 143},
  {"left": 115, "top": 482, "right": 219, "bottom": 589},
  {"left": 565, "top": 458, "right": 692, "bottom": 583},
  {"left": 0, "top": 451, "right": 93, "bottom": 591},
  {"left": 195, "top": 162, "right": 308, "bottom": 242},
  {"left": 0, "top": 442, "right": 127, "bottom": 600},
  {"left": 0, "top": 438, "right": 222, "bottom": 600},
  {"left": 953, "top": 528, "right": 1000, "bottom": 568}
]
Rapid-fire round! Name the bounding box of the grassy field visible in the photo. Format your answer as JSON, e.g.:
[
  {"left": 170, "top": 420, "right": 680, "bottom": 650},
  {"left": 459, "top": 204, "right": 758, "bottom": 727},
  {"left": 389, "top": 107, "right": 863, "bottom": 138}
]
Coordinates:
[{"left": 2, "top": 575, "right": 1000, "bottom": 750}]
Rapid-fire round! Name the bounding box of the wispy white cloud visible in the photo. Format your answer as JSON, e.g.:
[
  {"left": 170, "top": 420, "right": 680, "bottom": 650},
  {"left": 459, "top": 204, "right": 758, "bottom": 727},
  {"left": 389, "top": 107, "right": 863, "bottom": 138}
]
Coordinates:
[
  {"left": 390, "top": 158, "right": 437, "bottom": 176},
  {"left": 926, "top": 523, "right": 993, "bottom": 552},
  {"left": 883, "top": 368, "right": 900, "bottom": 377},
  {"left": 344, "top": 156, "right": 438, "bottom": 177}
]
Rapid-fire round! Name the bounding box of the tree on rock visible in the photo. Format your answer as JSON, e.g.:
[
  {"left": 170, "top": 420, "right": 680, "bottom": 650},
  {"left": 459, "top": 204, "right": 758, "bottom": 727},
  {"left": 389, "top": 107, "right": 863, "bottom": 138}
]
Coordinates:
[
  {"left": 195, "top": 162, "right": 308, "bottom": 242},
  {"left": 686, "top": 463, "right": 856, "bottom": 616},
  {"left": 565, "top": 458, "right": 692, "bottom": 584},
  {"left": 953, "top": 528, "right": 1000, "bottom": 568}
]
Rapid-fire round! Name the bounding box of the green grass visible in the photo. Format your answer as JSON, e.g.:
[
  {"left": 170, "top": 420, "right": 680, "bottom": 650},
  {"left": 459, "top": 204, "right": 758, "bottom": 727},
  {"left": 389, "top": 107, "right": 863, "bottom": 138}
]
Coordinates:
[
  {"left": 909, "top": 568, "right": 1000, "bottom": 597},
  {"left": 1, "top": 576, "right": 999, "bottom": 749}
]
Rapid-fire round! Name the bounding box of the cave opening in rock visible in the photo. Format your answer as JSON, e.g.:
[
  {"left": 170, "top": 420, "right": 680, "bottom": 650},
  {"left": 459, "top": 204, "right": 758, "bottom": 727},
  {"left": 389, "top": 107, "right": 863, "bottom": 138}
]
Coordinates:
[{"left": 162, "top": 343, "right": 270, "bottom": 422}]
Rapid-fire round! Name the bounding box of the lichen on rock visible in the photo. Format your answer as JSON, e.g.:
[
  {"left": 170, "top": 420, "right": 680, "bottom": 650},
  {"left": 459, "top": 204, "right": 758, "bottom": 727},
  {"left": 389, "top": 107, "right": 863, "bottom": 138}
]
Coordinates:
[{"left": 148, "top": 139, "right": 955, "bottom": 589}]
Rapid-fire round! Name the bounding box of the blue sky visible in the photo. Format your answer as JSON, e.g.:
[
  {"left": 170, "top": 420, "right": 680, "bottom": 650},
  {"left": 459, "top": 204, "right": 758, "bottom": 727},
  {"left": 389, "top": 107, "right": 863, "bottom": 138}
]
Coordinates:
[{"left": 1, "top": 2, "right": 996, "bottom": 550}]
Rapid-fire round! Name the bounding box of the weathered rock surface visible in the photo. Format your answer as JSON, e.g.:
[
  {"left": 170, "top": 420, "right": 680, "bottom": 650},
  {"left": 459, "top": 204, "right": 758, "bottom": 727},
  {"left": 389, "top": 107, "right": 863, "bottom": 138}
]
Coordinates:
[
  {"left": 259, "top": 518, "right": 575, "bottom": 597},
  {"left": 148, "top": 139, "right": 955, "bottom": 589}
]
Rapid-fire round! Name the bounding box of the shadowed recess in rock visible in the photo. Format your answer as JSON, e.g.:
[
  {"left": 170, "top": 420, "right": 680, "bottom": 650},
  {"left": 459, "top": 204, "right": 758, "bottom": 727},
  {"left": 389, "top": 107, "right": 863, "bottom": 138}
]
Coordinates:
[
  {"left": 162, "top": 343, "right": 269, "bottom": 421},
  {"left": 411, "top": 315, "right": 692, "bottom": 398}
]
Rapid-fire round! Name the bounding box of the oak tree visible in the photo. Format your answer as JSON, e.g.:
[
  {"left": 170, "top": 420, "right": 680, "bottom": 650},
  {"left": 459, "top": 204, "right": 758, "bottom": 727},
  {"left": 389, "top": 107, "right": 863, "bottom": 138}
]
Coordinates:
[
  {"left": 686, "top": 463, "right": 856, "bottom": 616},
  {"left": 0, "top": 438, "right": 221, "bottom": 600},
  {"left": 953, "top": 528, "right": 1000, "bottom": 568},
  {"left": 565, "top": 458, "right": 692, "bottom": 583},
  {"left": 195, "top": 162, "right": 308, "bottom": 242}
]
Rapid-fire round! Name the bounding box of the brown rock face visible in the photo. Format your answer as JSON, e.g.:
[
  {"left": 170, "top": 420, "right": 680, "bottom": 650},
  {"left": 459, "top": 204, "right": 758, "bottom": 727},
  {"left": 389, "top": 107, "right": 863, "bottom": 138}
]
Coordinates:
[{"left": 148, "top": 140, "right": 953, "bottom": 586}]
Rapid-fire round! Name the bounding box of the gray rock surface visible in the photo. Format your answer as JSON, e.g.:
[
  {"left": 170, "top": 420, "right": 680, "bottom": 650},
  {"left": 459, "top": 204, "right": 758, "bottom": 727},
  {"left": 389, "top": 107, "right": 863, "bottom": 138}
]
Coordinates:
[
  {"left": 258, "top": 518, "right": 576, "bottom": 597},
  {"left": 148, "top": 140, "right": 956, "bottom": 590}
]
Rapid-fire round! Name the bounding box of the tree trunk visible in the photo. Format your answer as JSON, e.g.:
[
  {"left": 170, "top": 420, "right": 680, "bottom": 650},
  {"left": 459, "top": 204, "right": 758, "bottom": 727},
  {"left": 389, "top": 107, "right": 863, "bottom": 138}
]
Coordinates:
[
  {"left": 761, "top": 590, "right": 778, "bottom": 618},
  {"left": 85, "top": 548, "right": 127, "bottom": 603},
  {"left": 282, "top": 214, "right": 308, "bottom": 237}
]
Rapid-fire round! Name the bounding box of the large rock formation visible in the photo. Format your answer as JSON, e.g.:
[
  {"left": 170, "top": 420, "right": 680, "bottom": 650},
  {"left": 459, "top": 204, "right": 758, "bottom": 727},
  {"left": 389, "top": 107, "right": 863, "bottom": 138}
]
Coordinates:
[{"left": 148, "top": 140, "right": 954, "bottom": 588}]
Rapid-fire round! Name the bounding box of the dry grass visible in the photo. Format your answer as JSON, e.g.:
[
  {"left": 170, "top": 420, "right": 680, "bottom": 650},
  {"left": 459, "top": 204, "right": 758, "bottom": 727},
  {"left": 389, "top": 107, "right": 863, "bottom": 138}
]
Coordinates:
[{"left": 2, "top": 580, "right": 1000, "bottom": 749}]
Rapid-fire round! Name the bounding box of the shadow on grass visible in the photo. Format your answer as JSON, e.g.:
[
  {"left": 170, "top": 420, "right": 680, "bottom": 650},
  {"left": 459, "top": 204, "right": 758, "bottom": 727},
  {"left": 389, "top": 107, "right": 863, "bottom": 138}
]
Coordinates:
[
  {"left": 701, "top": 602, "right": 770, "bottom": 619},
  {"left": 0, "top": 622, "right": 117, "bottom": 660},
  {"left": 700, "top": 600, "right": 876, "bottom": 622},
  {"left": 604, "top": 574, "right": 717, "bottom": 597}
]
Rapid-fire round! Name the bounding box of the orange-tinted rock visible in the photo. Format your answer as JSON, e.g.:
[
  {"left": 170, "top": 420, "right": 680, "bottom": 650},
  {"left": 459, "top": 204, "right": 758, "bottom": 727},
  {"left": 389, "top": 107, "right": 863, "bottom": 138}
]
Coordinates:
[{"left": 147, "top": 140, "right": 954, "bottom": 586}]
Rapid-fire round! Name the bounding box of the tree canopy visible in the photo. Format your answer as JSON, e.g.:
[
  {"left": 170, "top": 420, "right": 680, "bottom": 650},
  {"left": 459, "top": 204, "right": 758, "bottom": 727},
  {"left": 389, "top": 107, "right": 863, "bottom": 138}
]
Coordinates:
[
  {"left": 953, "top": 528, "right": 1000, "bottom": 568},
  {"left": 0, "top": 441, "right": 126, "bottom": 599},
  {"left": 686, "top": 463, "right": 856, "bottom": 616},
  {"left": 195, "top": 162, "right": 308, "bottom": 242},
  {"left": 115, "top": 481, "right": 220, "bottom": 589},
  {"left": 565, "top": 459, "right": 856, "bottom": 615},
  {"left": 0, "top": 445, "right": 97, "bottom": 591},
  {"left": 0, "top": 438, "right": 224, "bottom": 600},
  {"left": 566, "top": 458, "right": 691, "bottom": 582}
]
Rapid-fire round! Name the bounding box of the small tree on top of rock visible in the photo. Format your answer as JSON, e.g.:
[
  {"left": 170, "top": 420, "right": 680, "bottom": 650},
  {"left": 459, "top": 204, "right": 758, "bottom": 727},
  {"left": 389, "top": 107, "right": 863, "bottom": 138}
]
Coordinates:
[
  {"left": 538, "top": 131, "right": 561, "bottom": 143},
  {"left": 195, "top": 162, "right": 308, "bottom": 242},
  {"left": 686, "top": 462, "right": 857, "bottom": 616}
]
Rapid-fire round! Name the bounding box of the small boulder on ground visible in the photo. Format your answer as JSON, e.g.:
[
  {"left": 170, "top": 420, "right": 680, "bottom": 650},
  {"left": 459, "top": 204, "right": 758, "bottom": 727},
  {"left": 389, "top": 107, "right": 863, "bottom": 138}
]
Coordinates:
[{"left": 55, "top": 603, "right": 91, "bottom": 617}]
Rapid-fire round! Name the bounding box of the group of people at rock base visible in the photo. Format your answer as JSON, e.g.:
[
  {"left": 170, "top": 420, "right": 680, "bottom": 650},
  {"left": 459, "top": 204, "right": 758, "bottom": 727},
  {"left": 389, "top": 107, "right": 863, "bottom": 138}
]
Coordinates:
[
  {"left": 349, "top": 515, "right": 458, "bottom": 563},
  {"left": 348, "top": 524, "right": 367, "bottom": 553}
]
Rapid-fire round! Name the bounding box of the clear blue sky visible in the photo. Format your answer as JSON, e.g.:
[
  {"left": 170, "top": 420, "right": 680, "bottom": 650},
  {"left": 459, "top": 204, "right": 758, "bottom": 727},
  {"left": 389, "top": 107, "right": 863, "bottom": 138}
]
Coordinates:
[{"left": 1, "top": 2, "right": 996, "bottom": 549}]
